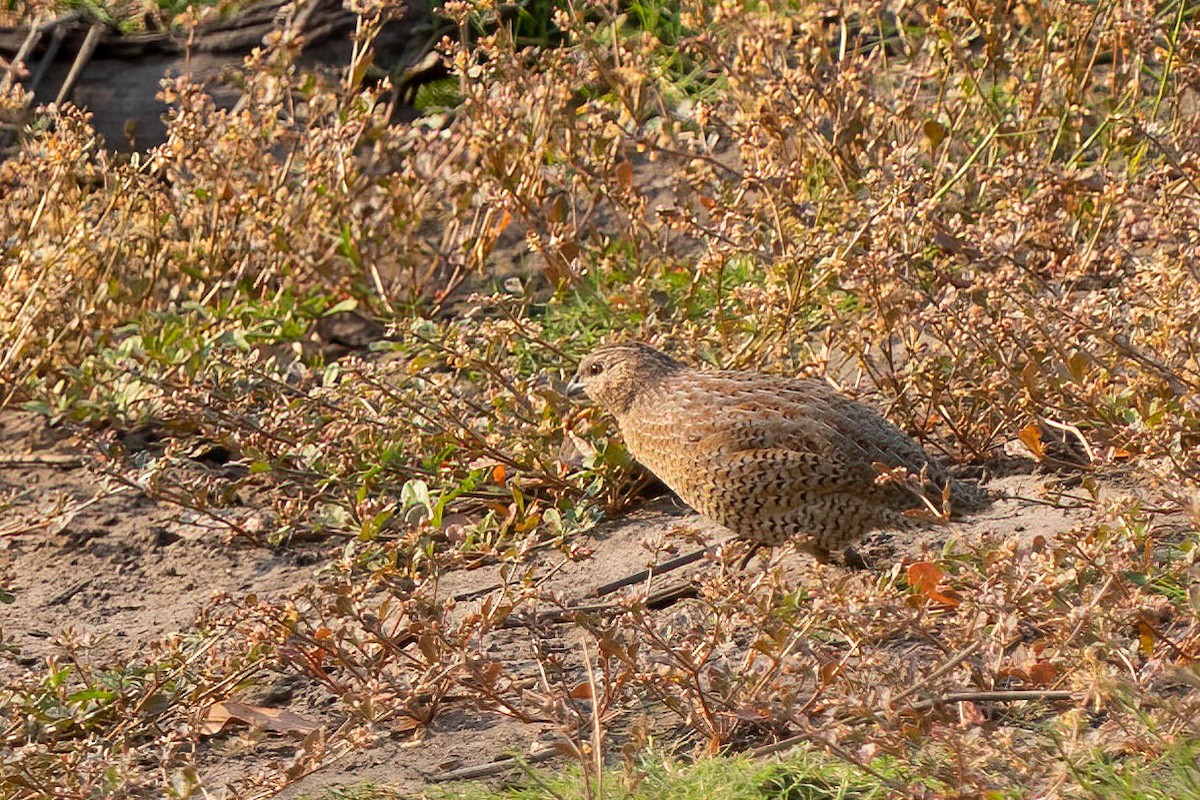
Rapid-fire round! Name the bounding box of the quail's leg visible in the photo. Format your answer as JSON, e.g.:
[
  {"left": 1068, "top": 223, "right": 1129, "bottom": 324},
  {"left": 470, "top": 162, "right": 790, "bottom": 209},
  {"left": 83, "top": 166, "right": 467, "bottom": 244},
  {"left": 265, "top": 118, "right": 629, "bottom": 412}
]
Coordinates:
[
  {"left": 737, "top": 539, "right": 769, "bottom": 569},
  {"left": 840, "top": 545, "right": 870, "bottom": 570},
  {"left": 798, "top": 539, "right": 833, "bottom": 564},
  {"left": 798, "top": 538, "right": 868, "bottom": 569}
]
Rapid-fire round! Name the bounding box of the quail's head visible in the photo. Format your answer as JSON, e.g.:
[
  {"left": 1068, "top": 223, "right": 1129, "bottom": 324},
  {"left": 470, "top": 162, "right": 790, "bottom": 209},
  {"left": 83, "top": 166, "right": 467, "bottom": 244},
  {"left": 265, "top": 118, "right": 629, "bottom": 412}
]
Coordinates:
[{"left": 567, "top": 343, "right": 683, "bottom": 416}]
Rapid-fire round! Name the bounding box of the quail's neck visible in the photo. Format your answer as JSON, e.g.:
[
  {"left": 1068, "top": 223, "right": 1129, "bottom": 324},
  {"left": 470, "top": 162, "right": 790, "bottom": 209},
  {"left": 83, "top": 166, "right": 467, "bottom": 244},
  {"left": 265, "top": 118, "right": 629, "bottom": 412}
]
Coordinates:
[{"left": 611, "top": 366, "right": 686, "bottom": 420}]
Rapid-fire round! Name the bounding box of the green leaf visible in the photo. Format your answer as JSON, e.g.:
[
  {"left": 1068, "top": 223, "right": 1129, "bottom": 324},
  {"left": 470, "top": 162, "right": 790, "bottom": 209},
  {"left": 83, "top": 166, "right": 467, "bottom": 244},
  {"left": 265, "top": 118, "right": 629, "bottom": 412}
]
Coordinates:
[
  {"left": 324, "top": 298, "right": 359, "bottom": 316},
  {"left": 68, "top": 687, "right": 117, "bottom": 704},
  {"left": 413, "top": 77, "right": 462, "bottom": 113}
]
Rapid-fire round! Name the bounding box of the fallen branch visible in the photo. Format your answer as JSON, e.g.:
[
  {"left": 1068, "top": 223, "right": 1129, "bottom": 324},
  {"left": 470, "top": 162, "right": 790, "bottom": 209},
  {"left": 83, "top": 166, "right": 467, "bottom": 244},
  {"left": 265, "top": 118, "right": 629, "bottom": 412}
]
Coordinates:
[
  {"left": 430, "top": 746, "right": 559, "bottom": 782},
  {"left": 54, "top": 21, "right": 103, "bottom": 104},
  {"left": 593, "top": 546, "right": 712, "bottom": 597},
  {"left": 500, "top": 580, "right": 698, "bottom": 628},
  {"left": 905, "top": 689, "right": 1076, "bottom": 712},
  {"left": 0, "top": 452, "right": 83, "bottom": 468},
  {"left": 887, "top": 640, "right": 985, "bottom": 706}
]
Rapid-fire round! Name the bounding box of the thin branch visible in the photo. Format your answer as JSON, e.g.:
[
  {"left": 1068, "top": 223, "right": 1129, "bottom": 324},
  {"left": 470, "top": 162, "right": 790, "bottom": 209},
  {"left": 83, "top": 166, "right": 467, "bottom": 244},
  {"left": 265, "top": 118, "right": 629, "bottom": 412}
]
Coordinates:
[{"left": 905, "top": 690, "right": 1076, "bottom": 712}]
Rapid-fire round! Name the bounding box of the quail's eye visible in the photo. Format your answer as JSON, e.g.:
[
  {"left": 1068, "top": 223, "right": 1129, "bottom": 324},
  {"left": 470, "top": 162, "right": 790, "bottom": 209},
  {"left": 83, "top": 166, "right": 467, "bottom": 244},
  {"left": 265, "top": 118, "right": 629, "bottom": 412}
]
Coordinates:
[{"left": 588, "top": 362, "right": 604, "bottom": 376}]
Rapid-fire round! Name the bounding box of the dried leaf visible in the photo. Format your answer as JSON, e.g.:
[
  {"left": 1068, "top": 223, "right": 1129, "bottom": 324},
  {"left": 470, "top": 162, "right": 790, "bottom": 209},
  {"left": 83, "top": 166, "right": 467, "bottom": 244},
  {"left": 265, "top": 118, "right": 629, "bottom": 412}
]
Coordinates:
[
  {"left": 200, "top": 701, "right": 321, "bottom": 736},
  {"left": 1067, "top": 350, "right": 1091, "bottom": 382},
  {"left": 923, "top": 119, "right": 946, "bottom": 148},
  {"left": 557, "top": 238, "right": 580, "bottom": 263},
  {"left": 546, "top": 195, "right": 568, "bottom": 223},
  {"left": 613, "top": 160, "right": 633, "bottom": 190},
  {"left": 1027, "top": 661, "right": 1058, "bottom": 686},
  {"left": 1138, "top": 619, "right": 1157, "bottom": 655},
  {"left": 995, "top": 668, "right": 1029, "bottom": 687},
  {"left": 1018, "top": 424, "right": 1046, "bottom": 461},
  {"left": 907, "top": 561, "right": 960, "bottom": 607},
  {"left": 907, "top": 561, "right": 943, "bottom": 593}
]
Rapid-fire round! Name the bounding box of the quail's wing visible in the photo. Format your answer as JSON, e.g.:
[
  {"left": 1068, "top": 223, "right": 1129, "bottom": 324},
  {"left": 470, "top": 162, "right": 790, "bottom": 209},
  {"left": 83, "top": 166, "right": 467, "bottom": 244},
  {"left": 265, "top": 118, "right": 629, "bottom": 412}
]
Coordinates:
[
  {"left": 699, "top": 444, "right": 869, "bottom": 502},
  {"left": 677, "top": 372, "right": 943, "bottom": 482}
]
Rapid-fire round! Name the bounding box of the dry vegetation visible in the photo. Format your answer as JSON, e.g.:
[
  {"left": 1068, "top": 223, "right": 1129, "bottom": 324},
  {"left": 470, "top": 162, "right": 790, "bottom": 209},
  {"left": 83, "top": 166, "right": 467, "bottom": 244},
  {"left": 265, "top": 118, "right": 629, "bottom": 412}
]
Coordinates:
[{"left": 3, "top": 0, "right": 1200, "bottom": 796}]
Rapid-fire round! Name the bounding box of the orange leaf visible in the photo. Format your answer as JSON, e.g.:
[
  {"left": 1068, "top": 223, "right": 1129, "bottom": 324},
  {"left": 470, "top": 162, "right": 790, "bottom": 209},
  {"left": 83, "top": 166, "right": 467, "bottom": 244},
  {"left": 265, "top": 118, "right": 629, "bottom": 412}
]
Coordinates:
[
  {"left": 907, "top": 561, "right": 959, "bottom": 607},
  {"left": 995, "top": 667, "right": 1029, "bottom": 684},
  {"left": 1027, "top": 661, "right": 1058, "bottom": 686},
  {"left": 492, "top": 464, "right": 507, "bottom": 484},
  {"left": 1018, "top": 424, "right": 1046, "bottom": 461},
  {"left": 494, "top": 209, "right": 512, "bottom": 235},
  {"left": 515, "top": 511, "right": 541, "bottom": 533},
  {"left": 1138, "top": 619, "right": 1157, "bottom": 655},
  {"left": 907, "top": 561, "right": 943, "bottom": 593}
]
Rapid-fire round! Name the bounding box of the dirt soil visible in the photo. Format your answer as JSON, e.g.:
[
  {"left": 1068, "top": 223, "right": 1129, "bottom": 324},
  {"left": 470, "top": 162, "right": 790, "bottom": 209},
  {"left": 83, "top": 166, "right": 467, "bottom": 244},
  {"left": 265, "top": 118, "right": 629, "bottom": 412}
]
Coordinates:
[{"left": 0, "top": 408, "right": 1109, "bottom": 797}]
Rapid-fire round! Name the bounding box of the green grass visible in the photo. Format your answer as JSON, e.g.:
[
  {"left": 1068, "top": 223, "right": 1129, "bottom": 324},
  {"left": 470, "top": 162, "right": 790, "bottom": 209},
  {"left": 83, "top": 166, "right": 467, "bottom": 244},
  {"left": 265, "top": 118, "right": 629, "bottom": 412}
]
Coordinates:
[
  {"left": 303, "top": 739, "right": 1200, "bottom": 800},
  {"left": 1069, "top": 738, "right": 1200, "bottom": 800},
  {"left": 307, "top": 748, "right": 902, "bottom": 800}
]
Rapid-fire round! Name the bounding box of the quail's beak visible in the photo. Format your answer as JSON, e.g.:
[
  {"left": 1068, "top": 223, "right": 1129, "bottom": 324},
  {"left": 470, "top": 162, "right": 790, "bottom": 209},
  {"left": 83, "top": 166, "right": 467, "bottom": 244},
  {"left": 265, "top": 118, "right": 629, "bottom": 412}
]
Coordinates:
[{"left": 565, "top": 377, "right": 586, "bottom": 399}]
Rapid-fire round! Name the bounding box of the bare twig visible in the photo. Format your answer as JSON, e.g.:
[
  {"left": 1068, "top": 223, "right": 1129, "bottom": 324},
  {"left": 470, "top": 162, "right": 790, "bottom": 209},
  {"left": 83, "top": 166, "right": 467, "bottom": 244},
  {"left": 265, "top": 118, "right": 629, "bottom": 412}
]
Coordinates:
[
  {"left": 54, "top": 22, "right": 105, "bottom": 105},
  {"left": 888, "top": 640, "right": 985, "bottom": 706},
  {"left": 48, "top": 579, "right": 91, "bottom": 606},
  {"left": 0, "top": 453, "right": 83, "bottom": 468},
  {"left": 905, "top": 690, "right": 1076, "bottom": 712},
  {"left": 593, "top": 546, "right": 712, "bottom": 597},
  {"left": 430, "top": 746, "right": 560, "bottom": 782},
  {"left": 501, "top": 580, "right": 698, "bottom": 629}
]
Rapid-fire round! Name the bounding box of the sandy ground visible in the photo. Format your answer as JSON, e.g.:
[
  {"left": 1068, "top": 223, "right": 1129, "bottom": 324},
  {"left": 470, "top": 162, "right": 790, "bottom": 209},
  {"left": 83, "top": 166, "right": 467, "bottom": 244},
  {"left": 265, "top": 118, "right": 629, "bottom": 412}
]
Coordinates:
[{"left": 0, "top": 409, "right": 1102, "bottom": 797}]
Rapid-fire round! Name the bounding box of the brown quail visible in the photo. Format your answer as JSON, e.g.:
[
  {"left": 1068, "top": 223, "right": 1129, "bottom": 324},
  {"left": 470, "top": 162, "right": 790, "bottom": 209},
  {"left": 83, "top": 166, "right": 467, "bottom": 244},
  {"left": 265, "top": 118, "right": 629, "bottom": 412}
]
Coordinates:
[{"left": 567, "top": 343, "right": 988, "bottom": 562}]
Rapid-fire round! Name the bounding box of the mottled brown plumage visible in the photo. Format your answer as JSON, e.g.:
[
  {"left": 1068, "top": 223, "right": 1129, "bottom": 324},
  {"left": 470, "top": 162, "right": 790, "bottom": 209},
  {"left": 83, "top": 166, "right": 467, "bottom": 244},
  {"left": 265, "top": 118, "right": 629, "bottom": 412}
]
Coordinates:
[{"left": 567, "top": 343, "right": 987, "bottom": 562}]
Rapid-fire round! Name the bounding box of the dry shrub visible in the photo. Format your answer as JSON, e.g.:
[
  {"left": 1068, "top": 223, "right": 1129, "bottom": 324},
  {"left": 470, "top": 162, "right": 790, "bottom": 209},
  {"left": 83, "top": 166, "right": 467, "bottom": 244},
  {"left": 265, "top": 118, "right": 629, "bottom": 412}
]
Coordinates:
[
  {"left": 213, "top": 498, "right": 1199, "bottom": 794},
  {"left": 4, "top": 0, "right": 1200, "bottom": 795}
]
